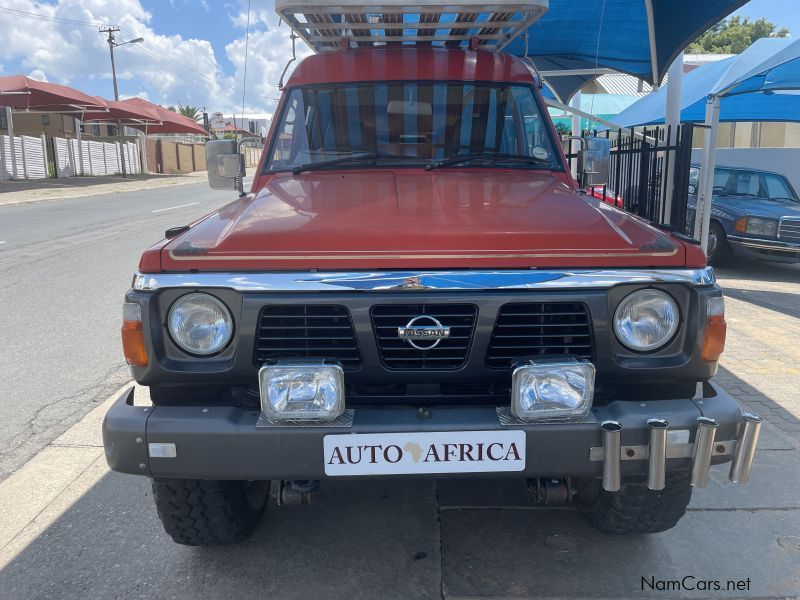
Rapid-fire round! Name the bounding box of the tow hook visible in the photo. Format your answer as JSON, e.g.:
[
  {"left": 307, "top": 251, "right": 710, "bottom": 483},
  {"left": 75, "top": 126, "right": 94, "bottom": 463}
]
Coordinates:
[
  {"left": 526, "top": 478, "right": 573, "bottom": 505},
  {"left": 276, "top": 480, "right": 320, "bottom": 506}
]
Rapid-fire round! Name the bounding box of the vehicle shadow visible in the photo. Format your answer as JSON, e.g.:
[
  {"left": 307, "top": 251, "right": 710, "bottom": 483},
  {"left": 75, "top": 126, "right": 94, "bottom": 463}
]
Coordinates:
[
  {"left": 715, "top": 258, "right": 800, "bottom": 285},
  {"left": 722, "top": 287, "right": 800, "bottom": 320}
]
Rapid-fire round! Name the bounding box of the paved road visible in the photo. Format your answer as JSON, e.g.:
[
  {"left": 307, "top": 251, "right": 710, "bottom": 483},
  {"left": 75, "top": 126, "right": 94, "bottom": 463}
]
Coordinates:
[{"left": 0, "top": 182, "right": 238, "bottom": 479}]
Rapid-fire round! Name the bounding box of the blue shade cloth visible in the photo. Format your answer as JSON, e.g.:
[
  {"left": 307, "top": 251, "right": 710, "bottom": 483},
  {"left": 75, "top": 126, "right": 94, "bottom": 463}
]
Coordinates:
[
  {"left": 503, "top": 0, "right": 749, "bottom": 101},
  {"left": 611, "top": 38, "right": 800, "bottom": 126},
  {"left": 723, "top": 39, "right": 800, "bottom": 96}
]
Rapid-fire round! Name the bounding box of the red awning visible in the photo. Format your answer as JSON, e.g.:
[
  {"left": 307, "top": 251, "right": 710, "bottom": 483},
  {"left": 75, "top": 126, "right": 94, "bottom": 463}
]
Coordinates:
[
  {"left": 121, "top": 98, "right": 207, "bottom": 135},
  {"left": 82, "top": 97, "right": 162, "bottom": 124},
  {"left": 0, "top": 75, "right": 105, "bottom": 112}
]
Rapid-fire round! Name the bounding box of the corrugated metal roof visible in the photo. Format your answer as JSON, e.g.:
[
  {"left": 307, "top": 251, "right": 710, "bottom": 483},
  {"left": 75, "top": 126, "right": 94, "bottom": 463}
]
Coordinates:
[{"left": 594, "top": 73, "right": 667, "bottom": 96}]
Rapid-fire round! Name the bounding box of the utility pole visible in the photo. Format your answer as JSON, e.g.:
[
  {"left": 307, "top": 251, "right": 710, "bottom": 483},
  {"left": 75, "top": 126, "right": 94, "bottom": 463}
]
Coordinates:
[
  {"left": 100, "top": 26, "right": 143, "bottom": 178},
  {"left": 100, "top": 26, "right": 125, "bottom": 177}
]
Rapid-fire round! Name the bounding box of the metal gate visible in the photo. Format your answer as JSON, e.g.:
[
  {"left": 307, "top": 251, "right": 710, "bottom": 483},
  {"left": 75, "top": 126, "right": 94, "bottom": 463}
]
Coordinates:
[{"left": 565, "top": 124, "right": 696, "bottom": 233}]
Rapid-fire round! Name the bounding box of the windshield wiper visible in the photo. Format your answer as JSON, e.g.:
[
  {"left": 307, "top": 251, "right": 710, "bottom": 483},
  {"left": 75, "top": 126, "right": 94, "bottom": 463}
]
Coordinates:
[
  {"left": 292, "top": 152, "right": 380, "bottom": 175},
  {"left": 292, "top": 152, "right": 428, "bottom": 174},
  {"left": 426, "top": 151, "right": 550, "bottom": 170}
]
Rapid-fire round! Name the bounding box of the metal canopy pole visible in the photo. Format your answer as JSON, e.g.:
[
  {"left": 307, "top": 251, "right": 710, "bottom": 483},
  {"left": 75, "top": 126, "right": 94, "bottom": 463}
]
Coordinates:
[
  {"left": 570, "top": 91, "right": 582, "bottom": 180},
  {"left": 663, "top": 51, "right": 684, "bottom": 224},
  {"left": 694, "top": 95, "right": 721, "bottom": 253}
]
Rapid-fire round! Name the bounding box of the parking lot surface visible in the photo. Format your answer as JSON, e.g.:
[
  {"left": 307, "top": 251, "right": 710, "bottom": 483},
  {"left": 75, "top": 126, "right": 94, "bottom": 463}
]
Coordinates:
[{"left": 1, "top": 189, "right": 799, "bottom": 599}]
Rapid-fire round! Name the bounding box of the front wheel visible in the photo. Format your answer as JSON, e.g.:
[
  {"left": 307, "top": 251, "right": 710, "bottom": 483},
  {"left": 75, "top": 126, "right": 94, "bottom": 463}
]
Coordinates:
[
  {"left": 707, "top": 222, "right": 732, "bottom": 266},
  {"left": 152, "top": 478, "right": 269, "bottom": 545},
  {"left": 575, "top": 472, "right": 693, "bottom": 534}
]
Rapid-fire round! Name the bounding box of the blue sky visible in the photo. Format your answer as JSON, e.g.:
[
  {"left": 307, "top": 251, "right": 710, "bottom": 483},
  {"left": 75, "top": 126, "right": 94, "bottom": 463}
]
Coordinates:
[
  {"left": 733, "top": 0, "right": 799, "bottom": 36},
  {"left": 0, "top": 0, "right": 304, "bottom": 116},
  {"left": 0, "top": 1, "right": 794, "bottom": 116}
]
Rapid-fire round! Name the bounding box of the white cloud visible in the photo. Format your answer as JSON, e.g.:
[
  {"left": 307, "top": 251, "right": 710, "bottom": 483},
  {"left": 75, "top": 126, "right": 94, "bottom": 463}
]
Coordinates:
[
  {"left": 28, "top": 69, "right": 48, "bottom": 82},
  {"left": 224, "top": 12, "right": 313, "bottom": 114},
  {"left": 224, "top": 2, "right": 312, "bottom": 114},
  {"left": 0, "top": 0, "right": 308, "bottom": 115}
]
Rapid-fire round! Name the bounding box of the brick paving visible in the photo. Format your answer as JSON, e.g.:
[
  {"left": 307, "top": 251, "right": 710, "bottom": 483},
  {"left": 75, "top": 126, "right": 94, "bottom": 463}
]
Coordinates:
[{"left": 716, "top": 261, "right": 800, "bottom": 435}]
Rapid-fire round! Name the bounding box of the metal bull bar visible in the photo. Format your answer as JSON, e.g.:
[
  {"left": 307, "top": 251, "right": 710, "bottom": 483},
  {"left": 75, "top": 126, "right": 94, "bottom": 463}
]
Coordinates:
[
  {"left": 594, "top": 413, "right": 762, "bottom": 492},
  {"left": 729, "top": 413, "right": 763, "bottom": 484},
  {"left": 600, "top": 421, "right": 622, "bottom": 492},
  {"left": 647, "top": 419, "right": 669, "bottom": 491}
]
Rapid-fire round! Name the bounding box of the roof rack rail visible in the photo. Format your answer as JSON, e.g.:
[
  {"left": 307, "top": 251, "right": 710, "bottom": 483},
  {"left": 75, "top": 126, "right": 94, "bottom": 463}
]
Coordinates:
[{"left": 275, "top": 0, "right": 548, "bottom": 53}]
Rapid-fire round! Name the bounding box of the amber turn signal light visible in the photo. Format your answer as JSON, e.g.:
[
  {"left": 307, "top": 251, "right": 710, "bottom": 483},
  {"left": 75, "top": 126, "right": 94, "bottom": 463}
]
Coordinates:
[
  {"left": 702, "top": 297, "right": 726, "bottom": 362},
  {"left": 122, "top": 303, "right": 148, "bottom": 367}
]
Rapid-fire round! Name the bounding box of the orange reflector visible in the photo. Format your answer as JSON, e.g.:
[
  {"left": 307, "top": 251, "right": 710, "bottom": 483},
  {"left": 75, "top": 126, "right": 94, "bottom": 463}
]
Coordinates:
[
  {"left": 122, "top": 319, "right": 148, "bottom": 367},
  {"left": 734, "top": 217, "right": 748, "bottom": 233},
  {"left": 702, "top": 315, "right": 727, "bottom": 362}
]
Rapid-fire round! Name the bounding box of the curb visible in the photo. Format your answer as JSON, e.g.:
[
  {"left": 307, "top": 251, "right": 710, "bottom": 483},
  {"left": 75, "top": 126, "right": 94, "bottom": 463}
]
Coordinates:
[{"left": 0, "top": 174, "right": 206, "bottom": 207}]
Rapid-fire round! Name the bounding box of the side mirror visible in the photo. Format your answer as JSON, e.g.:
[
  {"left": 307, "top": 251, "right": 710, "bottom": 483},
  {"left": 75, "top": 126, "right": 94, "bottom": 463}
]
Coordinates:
[
  {"left": 578, "top": 137, "right": 611, "bottom": 187},
  {"left": 206, "top": 140, "right": 245, "bottom": 191}
]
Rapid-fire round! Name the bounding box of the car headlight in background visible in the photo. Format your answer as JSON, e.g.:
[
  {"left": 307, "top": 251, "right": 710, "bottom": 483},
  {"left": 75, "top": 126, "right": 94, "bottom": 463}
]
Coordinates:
[
  {"left": 735, "top": 217, "right": 778, "bottom": 237},
  {"left": 168, "top": 293, "right": 234, "bottom": 355},
  {"left": 614, "top": 289, "right": 679, "bottom": 352}
]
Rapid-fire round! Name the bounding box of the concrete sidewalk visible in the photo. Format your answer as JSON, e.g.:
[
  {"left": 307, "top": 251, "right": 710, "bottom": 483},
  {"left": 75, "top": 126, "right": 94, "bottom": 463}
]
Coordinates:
[{"left": 0, "top": 172, "right": 206, "bottom": 206}]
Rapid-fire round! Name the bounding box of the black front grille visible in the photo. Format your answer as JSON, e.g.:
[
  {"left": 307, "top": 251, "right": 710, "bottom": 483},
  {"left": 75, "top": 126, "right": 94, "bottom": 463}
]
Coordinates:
[
  {"left": 255, "top": 305, "right": 361, "bottom": 369},
  {"left": 486, "top": 302, "right": 593, "bottom": 369},
  {"left": 371, "top": 304, "right": 477, "bottom": 370}
]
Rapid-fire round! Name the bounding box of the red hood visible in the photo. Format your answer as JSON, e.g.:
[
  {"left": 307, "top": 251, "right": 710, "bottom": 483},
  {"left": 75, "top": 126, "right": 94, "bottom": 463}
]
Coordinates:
[{"left": 159, "top": 170, "right": 688, "bottom": 271}]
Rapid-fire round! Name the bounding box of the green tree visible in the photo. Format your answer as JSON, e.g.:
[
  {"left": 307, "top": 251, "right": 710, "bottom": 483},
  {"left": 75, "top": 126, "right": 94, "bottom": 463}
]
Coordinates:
[
  {"left": 554, "top": 122, "right": 571, "bottom": 137},
  {"left": 177, "top": 104, "right": 202, "bottom": 122},
  {"left": 687, "top": 16, "right": 789, "bottom": 54}
]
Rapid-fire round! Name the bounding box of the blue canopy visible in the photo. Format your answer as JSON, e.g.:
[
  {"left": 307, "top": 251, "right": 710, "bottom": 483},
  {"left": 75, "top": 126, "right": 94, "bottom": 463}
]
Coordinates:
[
  {"left": 505, "top": 0, "right": 750, "bottom": 102},
  {"left": 611, "top": 38, "right": 800, "bottom": 126}
]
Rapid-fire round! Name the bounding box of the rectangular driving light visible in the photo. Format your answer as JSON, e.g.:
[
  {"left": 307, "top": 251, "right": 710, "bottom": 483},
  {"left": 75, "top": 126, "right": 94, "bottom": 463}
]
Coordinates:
[
  {"left": 511, "top": 358, "right": 595, "bottom": 422},
  {"left": 259, "top": 361, "right": 344, "bottom": 422}
]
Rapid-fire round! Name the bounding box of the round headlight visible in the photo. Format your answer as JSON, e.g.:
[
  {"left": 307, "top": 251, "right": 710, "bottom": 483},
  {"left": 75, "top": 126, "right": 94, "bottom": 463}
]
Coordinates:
[
  {"left": 168, "top": 293, "right": 233, "bottom": 356},
  {"left": 613, "top": 289, "right": 679, "bottom": 352}
]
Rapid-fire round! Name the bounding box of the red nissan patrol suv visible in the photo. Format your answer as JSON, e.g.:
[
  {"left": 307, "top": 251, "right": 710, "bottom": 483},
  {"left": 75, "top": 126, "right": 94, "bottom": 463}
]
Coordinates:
[{"left": 104, "top": 8, "right": 761, "bottom": 545}]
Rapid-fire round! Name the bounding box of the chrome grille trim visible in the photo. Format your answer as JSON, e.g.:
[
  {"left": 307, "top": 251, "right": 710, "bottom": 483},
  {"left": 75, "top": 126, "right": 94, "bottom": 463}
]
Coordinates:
[
  {"left": 133, "top": 268, "right": 716, "bottom": 292},
  {"left": 778, "top": 217, "right": 800, "bottom": 244}
]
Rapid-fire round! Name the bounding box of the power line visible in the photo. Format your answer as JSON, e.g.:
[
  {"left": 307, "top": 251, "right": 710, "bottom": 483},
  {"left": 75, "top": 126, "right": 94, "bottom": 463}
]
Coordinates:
[
  {"left": 0, "top": 6, "right": 101, "bottom": 27},
  {"left": 126, "top": 43, "right": 276, "bottom": 104}
]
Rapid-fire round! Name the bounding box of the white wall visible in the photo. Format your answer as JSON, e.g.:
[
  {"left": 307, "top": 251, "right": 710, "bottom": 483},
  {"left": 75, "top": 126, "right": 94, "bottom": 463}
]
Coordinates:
[{"left": 691, "top": 147, "right": 800, "bottom": 194}]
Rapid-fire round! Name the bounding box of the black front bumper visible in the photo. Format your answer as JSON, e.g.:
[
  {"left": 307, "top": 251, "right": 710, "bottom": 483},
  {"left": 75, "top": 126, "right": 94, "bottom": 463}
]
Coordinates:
[{"left": 103, "top": 383, "right": 745, "bottom": 481}]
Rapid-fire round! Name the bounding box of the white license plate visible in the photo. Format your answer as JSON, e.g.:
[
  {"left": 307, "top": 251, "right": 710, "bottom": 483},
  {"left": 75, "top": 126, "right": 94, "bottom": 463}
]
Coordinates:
[{"left": 323, "top": 430, "right": 526, "bottom": 476}]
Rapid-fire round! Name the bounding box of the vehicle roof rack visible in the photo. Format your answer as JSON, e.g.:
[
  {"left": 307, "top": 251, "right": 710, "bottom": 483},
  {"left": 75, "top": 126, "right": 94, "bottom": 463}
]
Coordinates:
[{"left": 275, "top": 0, "right": 548, "bottom": 53}]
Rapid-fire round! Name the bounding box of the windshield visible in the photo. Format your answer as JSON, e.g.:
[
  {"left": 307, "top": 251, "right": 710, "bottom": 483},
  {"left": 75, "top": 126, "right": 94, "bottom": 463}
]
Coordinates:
[
  {"left": 266, "top": 82, "right": 561, "bottom": 172},
  {"left": 690, "top": 167, "right": 799, "bottom": 202}
]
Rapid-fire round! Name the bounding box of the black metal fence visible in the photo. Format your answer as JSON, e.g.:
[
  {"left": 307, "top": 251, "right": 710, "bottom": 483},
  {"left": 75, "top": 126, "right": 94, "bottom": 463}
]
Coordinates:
[{"left": 564, "top": 124, "right": 696, "bottom": 232}]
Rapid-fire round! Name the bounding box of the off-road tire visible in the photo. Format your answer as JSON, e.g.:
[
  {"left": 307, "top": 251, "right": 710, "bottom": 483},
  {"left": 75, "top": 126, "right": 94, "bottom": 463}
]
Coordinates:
[
  {"left": 576, "top": 472, "right": 692, "bottom": 534},
  {"left": 152, "top": 478, "right": 269, "bottom": 545}
]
